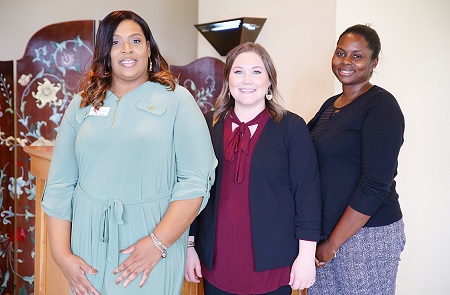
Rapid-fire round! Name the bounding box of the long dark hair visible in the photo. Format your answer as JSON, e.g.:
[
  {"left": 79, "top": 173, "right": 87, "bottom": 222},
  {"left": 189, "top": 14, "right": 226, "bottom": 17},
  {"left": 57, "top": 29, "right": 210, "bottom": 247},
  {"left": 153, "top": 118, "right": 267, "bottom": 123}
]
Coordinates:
[{"left": 79, "top": 10, "right": 176, "bottom": 109}]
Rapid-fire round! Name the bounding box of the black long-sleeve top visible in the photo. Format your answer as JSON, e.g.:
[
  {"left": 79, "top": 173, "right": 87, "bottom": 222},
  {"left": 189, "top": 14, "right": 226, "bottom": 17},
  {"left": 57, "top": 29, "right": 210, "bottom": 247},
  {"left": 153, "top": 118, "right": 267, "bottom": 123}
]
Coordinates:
[{"left": 307, "top": 85, "right": 404, "bottom": 237}]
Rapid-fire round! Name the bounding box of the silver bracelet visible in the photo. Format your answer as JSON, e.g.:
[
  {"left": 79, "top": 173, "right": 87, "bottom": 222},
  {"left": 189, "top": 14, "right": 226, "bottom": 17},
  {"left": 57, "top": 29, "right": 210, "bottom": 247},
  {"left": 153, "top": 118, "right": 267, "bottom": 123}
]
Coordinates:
[
  {"left": 332, "top": 248, "right": 339, "bottom": 258},
  {"left": 150, "top": 232, "right": 168, "bottom": 258}
]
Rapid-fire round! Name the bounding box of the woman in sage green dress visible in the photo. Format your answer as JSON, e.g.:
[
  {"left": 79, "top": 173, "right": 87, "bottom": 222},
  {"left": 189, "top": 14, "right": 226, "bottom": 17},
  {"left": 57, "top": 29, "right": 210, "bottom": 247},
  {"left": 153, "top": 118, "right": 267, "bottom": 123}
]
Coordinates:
[{"left": 41, "top": 10, "right": 217, "bottom": 295}]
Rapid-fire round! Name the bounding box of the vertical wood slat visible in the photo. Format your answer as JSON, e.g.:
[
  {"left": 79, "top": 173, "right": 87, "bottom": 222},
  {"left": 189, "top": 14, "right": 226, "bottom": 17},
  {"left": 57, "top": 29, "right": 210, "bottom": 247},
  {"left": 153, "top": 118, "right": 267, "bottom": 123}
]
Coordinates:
[
  {"left": 25, "top": 146, "right": 70, "bottom": 295},
  {"left": 34, "top": 177, "right": 46, "bottom": 294}
]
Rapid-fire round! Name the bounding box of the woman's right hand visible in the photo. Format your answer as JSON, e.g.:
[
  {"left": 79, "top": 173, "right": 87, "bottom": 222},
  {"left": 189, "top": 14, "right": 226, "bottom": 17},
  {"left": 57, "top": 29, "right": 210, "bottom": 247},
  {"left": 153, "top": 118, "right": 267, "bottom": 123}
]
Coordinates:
[
  {"left": 184, "top": 247, "right": 202, "bottom": 283},
  {"left": 46, "top": 216, "right": 100, "bottom": 294},
  {"left": 56, "top": 252, "right": 100, "bottom": 295}
]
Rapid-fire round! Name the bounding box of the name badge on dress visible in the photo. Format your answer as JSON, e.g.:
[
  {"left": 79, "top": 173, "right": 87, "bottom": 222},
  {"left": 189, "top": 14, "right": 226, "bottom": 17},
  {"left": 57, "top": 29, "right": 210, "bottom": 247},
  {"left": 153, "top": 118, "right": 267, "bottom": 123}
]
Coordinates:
[{"left": 89, "top": 106, "right": 110, "bottom": 116}]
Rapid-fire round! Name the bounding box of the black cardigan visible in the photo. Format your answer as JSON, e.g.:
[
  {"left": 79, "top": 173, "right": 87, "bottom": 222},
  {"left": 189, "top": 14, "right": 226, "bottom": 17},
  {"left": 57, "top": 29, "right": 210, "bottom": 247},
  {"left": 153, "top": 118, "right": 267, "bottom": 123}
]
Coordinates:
[
  {"left": 190, "top": 111, "right": 321, "bottom": 272},
  {"left": 308, "top": 85, "right": 404, "bottom": 237}
]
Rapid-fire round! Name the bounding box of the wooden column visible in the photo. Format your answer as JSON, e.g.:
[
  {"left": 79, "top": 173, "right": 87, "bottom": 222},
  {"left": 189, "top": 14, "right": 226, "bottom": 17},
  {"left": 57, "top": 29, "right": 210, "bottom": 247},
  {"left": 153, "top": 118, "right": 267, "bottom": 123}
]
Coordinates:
[{"left": 24, "top": 146, "right": 69, "bottom": 295}]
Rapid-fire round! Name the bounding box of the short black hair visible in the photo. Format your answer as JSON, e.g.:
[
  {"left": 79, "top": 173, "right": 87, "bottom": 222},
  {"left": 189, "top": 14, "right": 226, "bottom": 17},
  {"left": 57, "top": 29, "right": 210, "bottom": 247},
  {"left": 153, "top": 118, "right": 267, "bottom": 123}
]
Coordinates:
[{"left": 338, "top": 24, "right": 381, "bottom": 60}]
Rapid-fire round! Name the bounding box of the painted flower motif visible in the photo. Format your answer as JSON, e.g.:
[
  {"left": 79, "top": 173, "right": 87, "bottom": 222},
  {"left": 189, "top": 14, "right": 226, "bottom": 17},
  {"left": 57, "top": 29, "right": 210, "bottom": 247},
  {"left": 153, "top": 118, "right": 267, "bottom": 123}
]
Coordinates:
[
  {"left": 23, "top": 275, "right": 34, "bottom": 286},
  {"left": 13, "top": 137, "right": 28, "bottom": 147},
  {"left": 30, "top": 136, "right": 54, "bottom": 146},
  {"left": 32, "top": 78, "right": 62, "bottom": 109},
  {"left": 25, "top": 209, "right": 35, "bottom": 221},
  {"left": 8, "top": 227, "right": 27, "bottom": 243},
  {"left": 1, "top": 207, "right": 14, "bottom": 225},
  {"left": 8, "top": 176, "right": 27, "bottom": 196},
  {"left": 4, "top": 136, "right": 25, "bottom": 150},
  {"left": 18, "top": 116, "right": 29, "bottom": 127},
  {"left": 60, "top": 52, "right": 75, "bottom": 68},
  {"left": 18, "top": 74, "right": 33, "bottom": 87},
  {"left": 49, "top": 111, "right": 63, "bottom": 125},
  {"left": 1, "top": 270, "right": 10, "bottom": 288}
]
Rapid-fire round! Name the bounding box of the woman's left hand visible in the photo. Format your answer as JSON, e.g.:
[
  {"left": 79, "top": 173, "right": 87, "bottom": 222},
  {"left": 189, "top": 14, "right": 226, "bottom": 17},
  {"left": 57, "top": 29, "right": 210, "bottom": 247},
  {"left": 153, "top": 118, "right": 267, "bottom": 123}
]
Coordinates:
[{"left": 113, "top": 236, "right": 161, "bottom": 288}]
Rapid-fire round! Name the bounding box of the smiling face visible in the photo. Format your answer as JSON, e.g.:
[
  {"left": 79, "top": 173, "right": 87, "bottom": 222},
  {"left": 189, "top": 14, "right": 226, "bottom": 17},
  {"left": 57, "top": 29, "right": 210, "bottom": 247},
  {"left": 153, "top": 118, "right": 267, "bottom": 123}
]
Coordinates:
[
  {"left": 229, "top": 51, "right": 271, "bottom": 116},
  {"left": 110, "top": 20, "right": 151, "bottom": 88},
  {"left": 332, "top": 33, "right": 378, "bottom": 88}
]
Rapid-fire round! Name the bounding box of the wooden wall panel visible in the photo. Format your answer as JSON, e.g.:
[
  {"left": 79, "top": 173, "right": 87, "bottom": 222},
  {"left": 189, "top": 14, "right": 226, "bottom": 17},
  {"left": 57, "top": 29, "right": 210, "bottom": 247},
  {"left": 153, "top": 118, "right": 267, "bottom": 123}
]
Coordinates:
[
  {"left": 171, "top": 56, "right": 225, "bottom": 113},
  {"left": 0, "top": 60, "right": 16, "bottom": 295},
  {"left": 0, "top": 21, "right": 95, "bottom": 294}
]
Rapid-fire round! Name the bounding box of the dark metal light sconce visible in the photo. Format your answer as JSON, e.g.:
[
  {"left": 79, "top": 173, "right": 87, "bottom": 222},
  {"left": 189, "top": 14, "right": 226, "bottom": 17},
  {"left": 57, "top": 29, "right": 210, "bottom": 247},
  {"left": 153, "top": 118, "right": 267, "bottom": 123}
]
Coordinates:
[{"left": 195, "top": 17, "right": 267, "bottom": 56}]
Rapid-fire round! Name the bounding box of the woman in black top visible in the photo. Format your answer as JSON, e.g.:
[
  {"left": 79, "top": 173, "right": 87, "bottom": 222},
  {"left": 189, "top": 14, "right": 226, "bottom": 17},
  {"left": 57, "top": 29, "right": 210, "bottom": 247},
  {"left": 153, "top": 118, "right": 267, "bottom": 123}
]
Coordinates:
[{"left": 308, "top": 24, "right": 406, "bottom": 295}]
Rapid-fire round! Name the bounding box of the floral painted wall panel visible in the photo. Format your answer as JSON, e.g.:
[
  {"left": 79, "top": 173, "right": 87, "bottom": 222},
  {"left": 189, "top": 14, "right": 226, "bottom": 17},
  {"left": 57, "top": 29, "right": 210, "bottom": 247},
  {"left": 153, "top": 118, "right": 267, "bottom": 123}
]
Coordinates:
[
  {"left": 10, "top": 20, "right": 94, "bottom": 295},
  {"left": 170, "top": 57, "right": 225, "bottom": 113},
  {"left": 0, "top": 60, "right": 14, "bottom": 295}
]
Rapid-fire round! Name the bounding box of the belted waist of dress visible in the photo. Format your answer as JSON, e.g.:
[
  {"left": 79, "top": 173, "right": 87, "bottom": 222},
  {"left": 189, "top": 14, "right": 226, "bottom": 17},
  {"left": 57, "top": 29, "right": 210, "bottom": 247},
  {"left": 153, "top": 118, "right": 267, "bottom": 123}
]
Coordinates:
[{"left": 74, "top": 185, "right": 173, "bottom": 266}]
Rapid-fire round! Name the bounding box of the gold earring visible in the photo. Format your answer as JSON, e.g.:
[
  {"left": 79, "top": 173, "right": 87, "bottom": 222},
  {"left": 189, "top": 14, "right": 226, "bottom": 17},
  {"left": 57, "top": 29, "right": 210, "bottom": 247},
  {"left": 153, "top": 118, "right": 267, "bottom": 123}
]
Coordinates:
[{"left": 265, "top": 88, "right": 273, "bottom": 101}]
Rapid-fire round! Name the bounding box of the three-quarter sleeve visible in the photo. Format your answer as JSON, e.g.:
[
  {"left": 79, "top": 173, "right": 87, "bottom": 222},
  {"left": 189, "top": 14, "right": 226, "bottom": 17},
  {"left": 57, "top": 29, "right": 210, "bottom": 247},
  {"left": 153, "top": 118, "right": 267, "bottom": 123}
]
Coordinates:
[
  {"left": 41, "top": 96, "right": 83, "bottom": 221},
  {"left": 171, "top": 87, "right": 217, "bottom": 212}
]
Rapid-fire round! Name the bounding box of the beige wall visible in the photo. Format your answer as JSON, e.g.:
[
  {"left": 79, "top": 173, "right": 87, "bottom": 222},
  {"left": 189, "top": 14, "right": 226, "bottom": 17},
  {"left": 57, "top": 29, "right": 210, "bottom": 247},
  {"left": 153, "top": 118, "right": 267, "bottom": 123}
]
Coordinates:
[
  {"left": 336, "top": 1, "right": 450, "bottom": 294},
  {"left": 199, "top": 0, "right": 450, "bottom": 294},
  {"left": 0, "top": 0, "right": 198, "bottom": 66},
  {"left": 197, "top": 0, "right": 336, "bottom": 121}
]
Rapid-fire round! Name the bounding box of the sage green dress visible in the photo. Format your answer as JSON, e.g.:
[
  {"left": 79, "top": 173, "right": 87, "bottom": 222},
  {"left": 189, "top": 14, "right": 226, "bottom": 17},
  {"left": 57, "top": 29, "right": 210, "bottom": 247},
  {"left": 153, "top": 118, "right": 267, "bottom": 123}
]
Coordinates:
[{"left": 41, "top": 81, "right": 217, "bottom": 294}]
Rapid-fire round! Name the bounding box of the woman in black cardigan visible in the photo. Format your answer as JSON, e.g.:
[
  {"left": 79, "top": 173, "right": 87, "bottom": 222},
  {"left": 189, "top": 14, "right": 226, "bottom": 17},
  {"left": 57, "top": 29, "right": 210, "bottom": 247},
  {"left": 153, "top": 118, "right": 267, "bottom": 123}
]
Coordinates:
[
  {"left": 308, "top": 24, "right": 406, "bottom": 295},
  {"left": 185, "top": 42, "right": 321, "bottom": 295}
]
